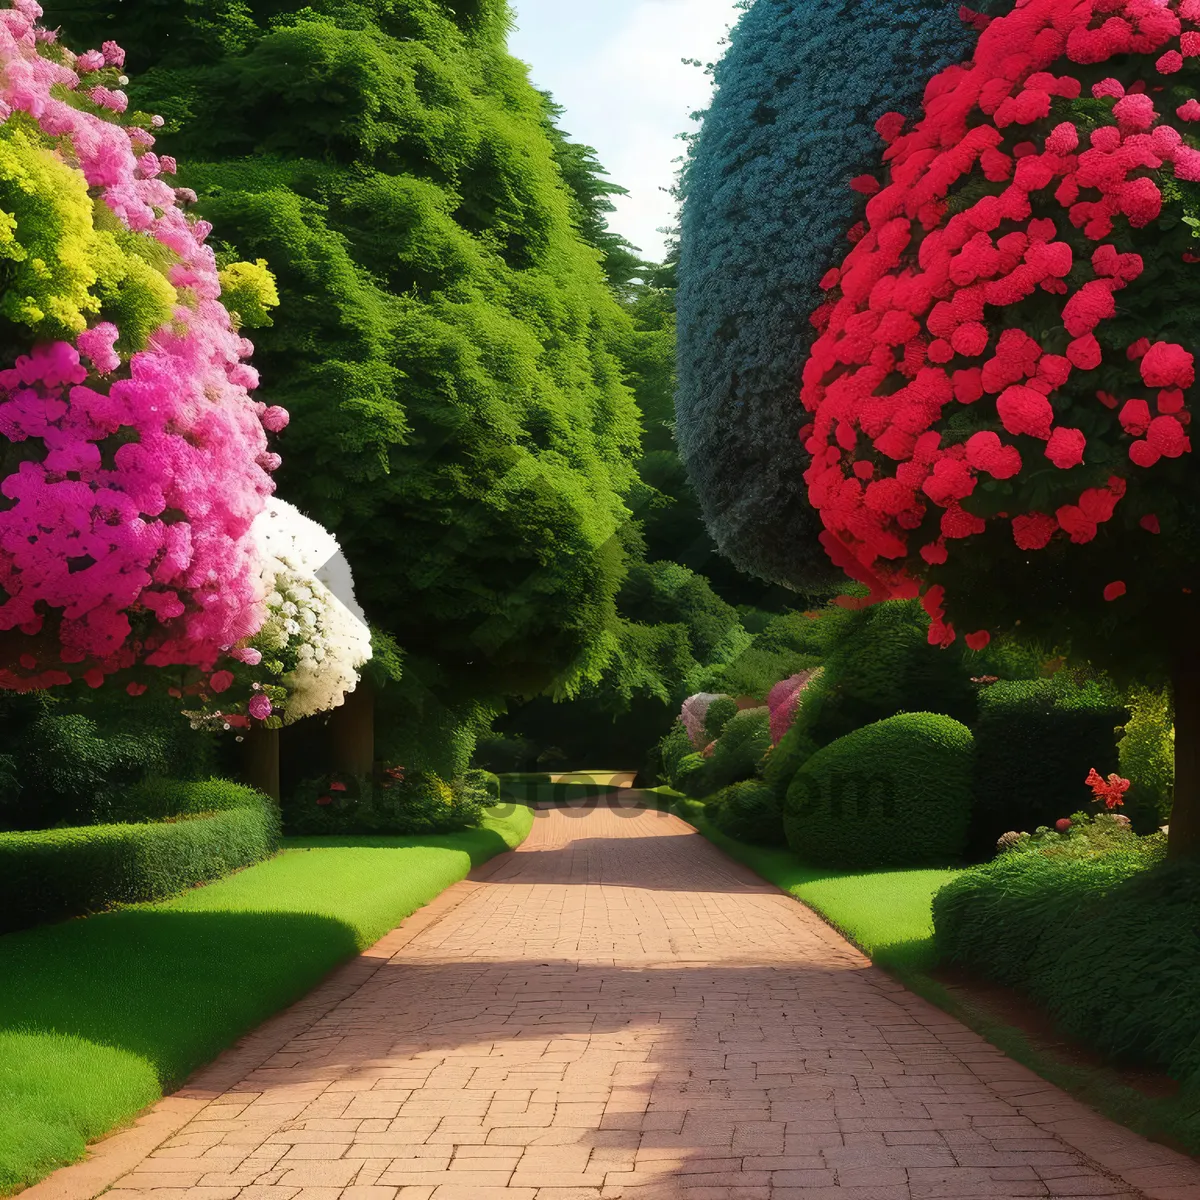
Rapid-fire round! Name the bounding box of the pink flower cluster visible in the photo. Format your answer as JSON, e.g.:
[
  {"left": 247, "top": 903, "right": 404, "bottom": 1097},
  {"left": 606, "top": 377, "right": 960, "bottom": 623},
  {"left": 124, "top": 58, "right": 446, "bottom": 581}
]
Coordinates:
[
  {"left": 0, "top": 1, "right": 285, "bottom": 690},
  {"left": 766, "top": 669, "right": 819, "bottom": 745},
  {"left": 801, "top": 0, "right": 1198, "bottom": 643}
]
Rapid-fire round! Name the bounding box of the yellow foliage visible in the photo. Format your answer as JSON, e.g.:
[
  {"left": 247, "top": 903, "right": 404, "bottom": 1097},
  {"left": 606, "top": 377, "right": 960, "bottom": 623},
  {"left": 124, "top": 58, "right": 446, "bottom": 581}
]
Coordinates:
[
  {"left": 0, "top": 121, "right": 101, "bottom": 335},
  {"left": 217, "top": 258, "right": 280, "bottom": 329},
  {"left": 0, "top": 118, "right": 179, "bottom": 351}
]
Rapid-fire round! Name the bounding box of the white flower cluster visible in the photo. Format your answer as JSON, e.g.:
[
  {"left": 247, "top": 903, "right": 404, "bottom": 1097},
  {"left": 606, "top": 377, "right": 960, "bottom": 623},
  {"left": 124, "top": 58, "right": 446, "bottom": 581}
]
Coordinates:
[{"left": 250, "top": 499, "right": 372, "bottom": 723}]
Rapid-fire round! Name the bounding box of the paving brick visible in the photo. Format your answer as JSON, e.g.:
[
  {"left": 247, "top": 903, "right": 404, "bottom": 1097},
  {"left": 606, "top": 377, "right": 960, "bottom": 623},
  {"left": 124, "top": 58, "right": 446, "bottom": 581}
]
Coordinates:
[{"left": 79, "top": 803, "right": 1200, "bottom": 1200}]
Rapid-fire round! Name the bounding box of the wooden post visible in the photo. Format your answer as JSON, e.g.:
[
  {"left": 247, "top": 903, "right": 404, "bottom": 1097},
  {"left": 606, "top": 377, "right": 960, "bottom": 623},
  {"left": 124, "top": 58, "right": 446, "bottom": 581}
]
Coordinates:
[
  {"left": 242, "top": 723, "right": 280, "bottom": 802},
  {"left": 329, "top": 678, "right": 375, "bottom": 778}
]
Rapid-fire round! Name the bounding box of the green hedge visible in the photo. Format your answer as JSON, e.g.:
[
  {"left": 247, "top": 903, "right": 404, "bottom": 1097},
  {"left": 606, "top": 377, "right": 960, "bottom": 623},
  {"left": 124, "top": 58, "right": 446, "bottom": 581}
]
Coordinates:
[
  {"left": 464, "top": 769, "right": 502, "bottom": 803},
  {"left": 706, "top": 780, "right": 784, "bottom": 845},
  {"left": 785, "top": 713, "right": 975, "bottom": 868},
  {"left": 0, "top": 780, "right": 279, "bottom": 933},
  {"left": 932, "top": 843, "right": 1200, "bottom": 1092},
  {"left": 673, "top": 752, "right": 712, "bottom": 799},
  {"left": 970, "top": 677, "right": 1127, "bottom": 856}
]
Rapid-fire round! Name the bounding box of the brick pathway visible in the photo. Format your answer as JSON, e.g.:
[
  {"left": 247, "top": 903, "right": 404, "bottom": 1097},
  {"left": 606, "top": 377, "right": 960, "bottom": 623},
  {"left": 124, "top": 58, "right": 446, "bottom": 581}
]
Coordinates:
[{"left": 63, "top": 800, "right": 1200, "bottom": 1200}]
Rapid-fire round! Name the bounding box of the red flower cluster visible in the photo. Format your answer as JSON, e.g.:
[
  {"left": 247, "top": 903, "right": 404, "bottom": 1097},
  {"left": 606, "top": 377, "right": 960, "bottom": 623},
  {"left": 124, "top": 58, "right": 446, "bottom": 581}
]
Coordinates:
[
  {"left": 802, "top": 0, "right": 1199, "bottom": 643},
  {"left": 1086, "top": 766, "right": 1131, "bottom": 808}
]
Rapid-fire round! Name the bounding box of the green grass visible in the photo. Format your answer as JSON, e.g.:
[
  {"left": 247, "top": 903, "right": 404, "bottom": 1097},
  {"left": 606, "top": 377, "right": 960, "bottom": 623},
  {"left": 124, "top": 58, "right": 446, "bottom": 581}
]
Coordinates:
[{"left": 0, "top": 802, "right": 534, "bottom": 1195}]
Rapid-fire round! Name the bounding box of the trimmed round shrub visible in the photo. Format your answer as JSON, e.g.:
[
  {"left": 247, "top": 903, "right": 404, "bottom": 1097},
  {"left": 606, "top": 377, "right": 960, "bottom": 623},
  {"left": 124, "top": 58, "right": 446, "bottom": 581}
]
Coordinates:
[
  {"left": 785, "top": 712, "right": 975, "bottom": 867},
  {"left": 1119, "top": 687, "right": 1174, "bottom": 834},
  {"left": 0, "top": 779, "right": 279, "bottom": 933},
  {"left": 285, "top": 768, "right": 484, "bottom": 836},
  {"left": 798, "top": 600, "right": 978, "bottom": 748},
  {"left": 970, "top": 677, "right": 1128, "bottom": 856},
  {"left": 675, "top": 0, "right": 973, "bottom": 590},
  {"left": 709, "top": 707, "right": 772, "bottom": 791},
  {"left": 707, "top": 780, "right": 784, "bottom": 845},
  {"left": 703, "top": 696, "right": 740, "bottom": 743}
]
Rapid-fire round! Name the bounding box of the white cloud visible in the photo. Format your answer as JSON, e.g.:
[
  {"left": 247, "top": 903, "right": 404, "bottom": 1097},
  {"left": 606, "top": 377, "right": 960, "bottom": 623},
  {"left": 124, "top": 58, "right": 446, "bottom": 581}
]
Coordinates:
[{"left": 508, "top": 0, "right": 743, "bottom": 261}]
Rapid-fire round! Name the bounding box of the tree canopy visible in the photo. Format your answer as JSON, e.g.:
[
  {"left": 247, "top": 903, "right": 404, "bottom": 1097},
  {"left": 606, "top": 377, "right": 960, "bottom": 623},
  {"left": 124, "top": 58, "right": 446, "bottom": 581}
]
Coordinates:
[
  {"left": 675, "top": 0, "right": 974, "bottom": 593},
  {"left": 61, "top": 0, "right": 645, "bottom": 706}
]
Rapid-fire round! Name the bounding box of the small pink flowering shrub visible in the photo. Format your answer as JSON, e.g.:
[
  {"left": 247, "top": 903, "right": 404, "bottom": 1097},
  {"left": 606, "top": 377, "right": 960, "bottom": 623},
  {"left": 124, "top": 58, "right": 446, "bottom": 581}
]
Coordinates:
[
  {"left": 766, "top": 668, "right": 820, "bottom": 745},
  {"left": 0, "top": 1, "right": 283, "bottom": 691}
]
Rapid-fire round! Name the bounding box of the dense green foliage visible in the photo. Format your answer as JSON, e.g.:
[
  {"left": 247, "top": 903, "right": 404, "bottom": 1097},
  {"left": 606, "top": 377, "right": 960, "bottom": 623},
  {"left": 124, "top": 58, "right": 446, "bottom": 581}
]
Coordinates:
[
  {"left": 1119, "top": 687, "right": 1175, "bottom": 834},
  {"left": 674, "top": 751, "right": 712, "bottom": 799},
  {"left": 702, "top": 695, "right": 740, "bottom": 743},
  {"left": 657, "top": 719, "right": 695, "bottom": 789},
  {"left": 0, "top": 780, "right": 278, "bottom": 933},
  {"left": 785, "top": 713, "right": 975, "bottom": 867},
  {"left": 708, "top": 610, "right": 827, "bottom": 699},
  {"left": 284, "top": 768, "right": 484, "bottom": 835},
  {"left": 762, "top": 717, "right": 819, "bottom": 801},
  {"left": 0, "top": 801, "right": 533, "bottom": 1194},
  {"left": 933, "top": 842, "right": 1200, "bottom": 1098},
  {"left": 490, "top": 547, "right": 765, "bottom": 779},
  {"left": 708, "top": 706, "right": 771, "bottom": 791},
  {"left": 0, "top": 689, "right": 217, "bottom": 832},
  {"left": 675, "top": 0, "right": 973, "bottom": 592},
  {"left": 970, "top": 676, "right": 1128, "bottom": 855},
  {"left": 797, "top": 600, "right": 978, "bottom": 749},
  {"left": 59, "top": 0, "right": 652, "bottom": 769},
  {"left": 706, "top": 779, "right": 783, "bottom": 845}
]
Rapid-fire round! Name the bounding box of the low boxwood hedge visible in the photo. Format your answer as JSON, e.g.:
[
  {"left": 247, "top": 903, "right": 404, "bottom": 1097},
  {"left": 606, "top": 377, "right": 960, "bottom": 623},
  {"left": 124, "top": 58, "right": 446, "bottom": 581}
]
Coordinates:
[
  {"left": 784, "top": 712, "right": 974, "bottom": 868},
  {"left": 0, "top": 779, "right": 279, "bottom": 933},
  {"left": 932, "top": 841, "right": 1200, "bottom": 1093}
]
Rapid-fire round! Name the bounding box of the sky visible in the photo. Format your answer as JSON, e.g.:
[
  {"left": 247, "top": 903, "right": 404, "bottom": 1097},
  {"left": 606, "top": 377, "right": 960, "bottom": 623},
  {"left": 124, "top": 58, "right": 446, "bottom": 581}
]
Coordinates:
[{"left": 507, "top": 0, "right": 745, "bottom": 263}]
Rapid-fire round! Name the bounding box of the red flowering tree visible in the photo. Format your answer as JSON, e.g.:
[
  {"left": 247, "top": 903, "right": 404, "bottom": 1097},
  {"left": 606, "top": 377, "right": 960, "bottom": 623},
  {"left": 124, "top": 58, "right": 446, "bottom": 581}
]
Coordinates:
[{"left": 801, "top": 0, "right": 1200, "bottom": 855}]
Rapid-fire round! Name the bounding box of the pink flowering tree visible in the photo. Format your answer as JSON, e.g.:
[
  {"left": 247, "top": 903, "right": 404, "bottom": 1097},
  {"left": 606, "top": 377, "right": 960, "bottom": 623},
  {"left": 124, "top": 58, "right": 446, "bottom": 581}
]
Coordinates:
[
  {"left": 0, "top": 1, "right": 284, "bottom": 697},
  {"left": 798, "top": 0, "right": 1200, "bottom": 855}
]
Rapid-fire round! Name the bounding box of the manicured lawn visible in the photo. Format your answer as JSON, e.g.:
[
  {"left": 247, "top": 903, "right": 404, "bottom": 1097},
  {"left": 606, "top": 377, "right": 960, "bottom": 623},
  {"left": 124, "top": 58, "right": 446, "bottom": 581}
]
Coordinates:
[{"left": 0, "top": 803, "right": 534, "bottom": 1195}]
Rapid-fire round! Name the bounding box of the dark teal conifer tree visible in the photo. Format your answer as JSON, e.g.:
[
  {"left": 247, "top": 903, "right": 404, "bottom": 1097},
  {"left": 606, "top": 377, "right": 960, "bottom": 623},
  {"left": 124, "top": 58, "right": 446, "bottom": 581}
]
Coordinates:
[{"left": 676, "top": 0, "right": 974, "bottom": 591}]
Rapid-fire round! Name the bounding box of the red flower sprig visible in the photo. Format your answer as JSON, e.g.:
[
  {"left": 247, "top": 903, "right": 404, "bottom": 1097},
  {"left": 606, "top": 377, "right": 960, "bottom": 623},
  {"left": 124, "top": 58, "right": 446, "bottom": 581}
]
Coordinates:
[{"left": 1086, "top": 766, "right": 1131, "bottom": 808}]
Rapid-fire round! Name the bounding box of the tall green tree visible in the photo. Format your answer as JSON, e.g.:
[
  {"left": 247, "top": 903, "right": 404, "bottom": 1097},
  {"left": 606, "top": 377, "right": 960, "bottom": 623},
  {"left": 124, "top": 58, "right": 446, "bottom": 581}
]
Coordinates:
[{"left": 60, "top": 0, "right": 644, "bottom": 722}]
